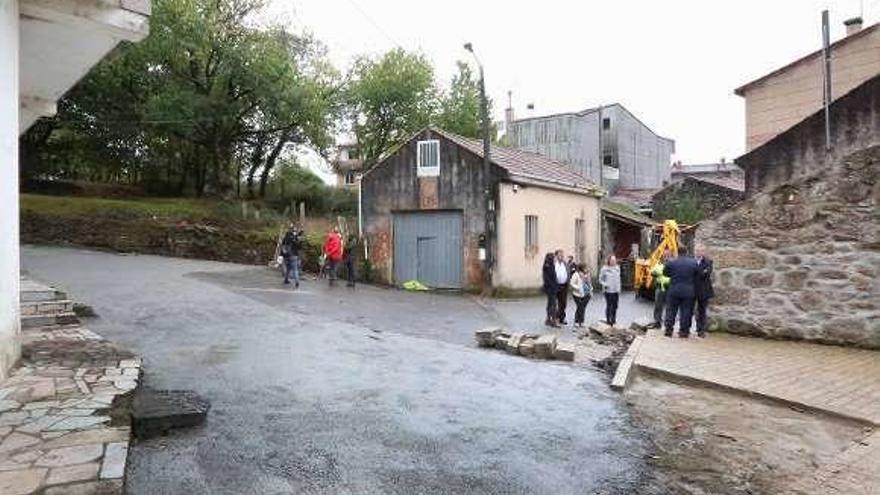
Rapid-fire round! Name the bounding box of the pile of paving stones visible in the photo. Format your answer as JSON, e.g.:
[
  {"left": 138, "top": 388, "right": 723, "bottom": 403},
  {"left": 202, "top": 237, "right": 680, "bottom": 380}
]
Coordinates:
[{"left": 475, "top": 328, "right": 575, "bottom": 361}]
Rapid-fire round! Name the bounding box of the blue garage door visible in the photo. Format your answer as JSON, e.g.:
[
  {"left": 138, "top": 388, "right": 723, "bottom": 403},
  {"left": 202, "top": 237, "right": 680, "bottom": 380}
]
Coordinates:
[{"left": 393, "top": 211, "right": 463, "bottom": 289}]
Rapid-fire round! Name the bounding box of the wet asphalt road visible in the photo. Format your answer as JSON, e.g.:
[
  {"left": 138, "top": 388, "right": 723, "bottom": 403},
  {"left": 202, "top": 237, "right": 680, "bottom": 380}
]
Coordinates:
[{"left": 22, "top": 245, "right": 655, "bottom": 495}]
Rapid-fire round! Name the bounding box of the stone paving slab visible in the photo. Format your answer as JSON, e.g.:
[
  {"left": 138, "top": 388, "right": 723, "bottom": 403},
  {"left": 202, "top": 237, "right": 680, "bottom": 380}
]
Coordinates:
[
  {"left": 2, "top": 279, "right": 141, "bottom": 495},
  {"left": 634, "top": 330, "right": 880, "bottom": 425}
]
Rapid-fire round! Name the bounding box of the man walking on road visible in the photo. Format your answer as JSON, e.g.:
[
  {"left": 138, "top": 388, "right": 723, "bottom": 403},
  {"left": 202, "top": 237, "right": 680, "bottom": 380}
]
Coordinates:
[
  {"left": 663, "top": 246, "right": 699, "bottom": 338},
  {"left": 650, "top": 250, "right": 672, "bottom": 328},
  {"left": 323, "top": 227, "right": 343, "bottom": 286},
  {"left": 281, "top": 224, "right": 303, "bottom": 288},
  {"left": 694, "top": 243, "right": 714, "bottom": 338}
]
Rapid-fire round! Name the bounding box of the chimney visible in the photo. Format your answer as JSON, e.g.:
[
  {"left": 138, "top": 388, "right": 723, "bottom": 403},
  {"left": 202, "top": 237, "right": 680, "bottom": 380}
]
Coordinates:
[
  {"left": 844, "top": 17, "right": 863, "bottom": 37},
  {"left": 504, "top": 90, "right": 515, "bottom": 130}
]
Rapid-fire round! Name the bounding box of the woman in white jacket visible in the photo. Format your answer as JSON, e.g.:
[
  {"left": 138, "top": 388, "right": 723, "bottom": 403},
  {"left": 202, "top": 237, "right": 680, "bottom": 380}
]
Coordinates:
[
  {"left": 569, "top": 263, "right": 593, "bottom": 328},
  {"left": 599, "top": 255, "right": 621, "bottom": 327}
]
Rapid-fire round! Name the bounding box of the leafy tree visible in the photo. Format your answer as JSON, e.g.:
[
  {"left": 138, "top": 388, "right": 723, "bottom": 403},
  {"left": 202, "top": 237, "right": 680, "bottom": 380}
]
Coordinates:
[
  {"left": 437, "top": 61, "right": 489, "bottom": 139},
  {"left": 346, "top": 48, "right": 438, "bottom": 168},
  {"left": 20, "top": 0, "right": 339, "bottom": 198}
]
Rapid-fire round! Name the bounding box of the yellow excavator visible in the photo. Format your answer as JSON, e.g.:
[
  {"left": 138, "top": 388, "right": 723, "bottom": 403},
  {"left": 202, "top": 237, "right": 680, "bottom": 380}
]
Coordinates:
[{"left": 633, "top": 219, "right": 682, "bottom": 297}]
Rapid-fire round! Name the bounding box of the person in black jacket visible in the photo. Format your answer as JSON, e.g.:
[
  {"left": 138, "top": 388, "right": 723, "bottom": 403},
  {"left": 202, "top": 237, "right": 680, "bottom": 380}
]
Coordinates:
[
  {"left": 280, "top": 224, "right": 303, "bottom": 287},
  {"left": 663, "top": 246, "right": 700, "bottom": 338},
  {"left": 542, "top": 252, "right": 560, "bottom": 327},
  {"left": 343, "top": 234, "right": 360, "bottom": 288},
  {"left": 694, "top": 243, "right": 714, "bottom": 338}
]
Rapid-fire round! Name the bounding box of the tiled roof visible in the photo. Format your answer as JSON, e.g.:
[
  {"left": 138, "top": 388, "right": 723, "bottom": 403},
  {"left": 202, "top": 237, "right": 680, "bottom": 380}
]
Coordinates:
[
  {"left": 689, "top": 175, "right": 745, "bottom": 192},
  {"left": 609, "top": 188, "right": 659, "bottom": 209},
  {"left": 432, "top": 128, "right": 600, "bottom": 193},
  {"left": 601, "top": 199, "right": 655, "bottom": 226}
]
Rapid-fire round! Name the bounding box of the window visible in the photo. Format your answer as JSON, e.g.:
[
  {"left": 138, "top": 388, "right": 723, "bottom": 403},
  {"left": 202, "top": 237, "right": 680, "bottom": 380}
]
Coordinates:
[
  {"left": 417, "top": 139, "right": 440, "bottom": 177},
  {"left": 602, "top": 117, "right": 611, "bottom": 130},
  {"left": 525, "top": 215, "right": 539, "bottom": 256},
  {"left": 575, "top": 219, "right": 586, "bottom": 263},
  {"left": 603, "top": 153, "right": 618, "bottom": 168},
  {"left": 344, "top": 170, "right": 357, "bottom": 185}
]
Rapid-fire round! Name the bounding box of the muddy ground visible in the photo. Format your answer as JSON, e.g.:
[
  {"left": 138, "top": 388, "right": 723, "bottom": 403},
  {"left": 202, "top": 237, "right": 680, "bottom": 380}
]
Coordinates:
[{"left": 624, "top": 375, "right": 872, "bottom": 495}]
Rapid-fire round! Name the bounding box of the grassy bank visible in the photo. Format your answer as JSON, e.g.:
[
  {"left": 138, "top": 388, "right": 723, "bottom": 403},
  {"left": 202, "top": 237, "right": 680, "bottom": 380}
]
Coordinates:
[{"left": 20, "top": 194, "right": 335, "bottom": 269}]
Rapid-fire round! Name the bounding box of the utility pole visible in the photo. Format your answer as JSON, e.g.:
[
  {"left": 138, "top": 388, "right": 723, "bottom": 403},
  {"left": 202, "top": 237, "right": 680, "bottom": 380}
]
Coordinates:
[
  {"left": 822, "top": 10, "right": 832, "bottom": 150},
  {"left": 464, "top": 42, "right": 494, "bottom": 290}
]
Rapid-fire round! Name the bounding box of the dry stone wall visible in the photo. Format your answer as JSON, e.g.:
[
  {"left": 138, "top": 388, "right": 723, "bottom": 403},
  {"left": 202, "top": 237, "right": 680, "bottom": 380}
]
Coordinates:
[{"left": 698, "top": 146, "right": 880, "bottom": 349}]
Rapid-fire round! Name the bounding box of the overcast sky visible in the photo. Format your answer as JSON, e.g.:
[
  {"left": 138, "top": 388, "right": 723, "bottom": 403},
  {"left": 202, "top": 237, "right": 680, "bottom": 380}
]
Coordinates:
[{"left": 271, "top": 0, "right": 876, "bottom": 173}]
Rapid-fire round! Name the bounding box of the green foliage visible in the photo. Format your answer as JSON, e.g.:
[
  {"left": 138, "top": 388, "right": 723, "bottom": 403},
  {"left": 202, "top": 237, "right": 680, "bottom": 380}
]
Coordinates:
[
  {"left": 347, "top": 48, "right": 438, "bottom": 167},
  {"left": 21, "top": 0, "right": 339, "bottom": 198},
  {"left": 437, "top": 61, "right": 490, "bottom": 139},
  {"left": 264, "top": 161, "right": 356, "bottom": 216},
  {"left": 655, "top": 194, "right": 706, "bottom": 225}
]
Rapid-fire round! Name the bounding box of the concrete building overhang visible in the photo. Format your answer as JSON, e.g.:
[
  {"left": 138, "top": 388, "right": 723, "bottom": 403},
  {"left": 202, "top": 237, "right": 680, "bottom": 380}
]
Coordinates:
[{"left": 19, "top": 0, "right": 151, "bottom": 132}]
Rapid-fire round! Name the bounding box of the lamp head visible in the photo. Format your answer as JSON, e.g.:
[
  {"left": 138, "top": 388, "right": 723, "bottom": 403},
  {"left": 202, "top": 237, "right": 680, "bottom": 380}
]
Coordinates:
[{"left": 463, "top": 42, "right": 473, "bottom": 52}]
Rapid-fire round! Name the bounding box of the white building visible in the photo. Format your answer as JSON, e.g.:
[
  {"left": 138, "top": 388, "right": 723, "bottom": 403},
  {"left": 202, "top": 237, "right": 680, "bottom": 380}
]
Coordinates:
[
  {"left": 1, "top": 0, "right": 151, "bottom": 379},
  {"left": 506, "top": 103, "right": 675, "bottom": 194}
]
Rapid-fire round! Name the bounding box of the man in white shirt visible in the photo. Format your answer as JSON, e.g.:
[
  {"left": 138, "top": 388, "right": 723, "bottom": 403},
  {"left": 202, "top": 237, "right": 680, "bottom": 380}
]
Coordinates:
[{"left": 554, "top": 250, "right": 570, "bottom": 324}]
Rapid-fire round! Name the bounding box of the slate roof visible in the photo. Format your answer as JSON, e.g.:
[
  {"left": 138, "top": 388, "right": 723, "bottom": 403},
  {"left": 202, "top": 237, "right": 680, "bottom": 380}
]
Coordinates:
[
  {"left": 608, "top": 188, "right": 659, "bottom": 209},
  {"left": 431, "top": 127, "right": 601, "bottom": 193},
  {"left": 692, "top": 175, "right": 745, "bottom": 192},
  {"left": 601, "top": 199, "right": 655, "bottom": 227}
]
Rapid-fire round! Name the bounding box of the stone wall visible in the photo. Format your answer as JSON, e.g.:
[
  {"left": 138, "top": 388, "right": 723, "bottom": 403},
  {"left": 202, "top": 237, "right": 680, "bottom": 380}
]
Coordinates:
[
  {"left": 698, "top": 145, "right": 880, "bottom": 348},
  {"left": 652, "top": 177, "right": 744, "bottom": 223}
]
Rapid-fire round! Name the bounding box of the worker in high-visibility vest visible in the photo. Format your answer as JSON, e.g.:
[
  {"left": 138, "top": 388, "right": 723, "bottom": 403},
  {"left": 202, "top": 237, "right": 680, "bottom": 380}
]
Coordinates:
[{"left": 650, "top": 250, "right": 673, "bottom": 328}]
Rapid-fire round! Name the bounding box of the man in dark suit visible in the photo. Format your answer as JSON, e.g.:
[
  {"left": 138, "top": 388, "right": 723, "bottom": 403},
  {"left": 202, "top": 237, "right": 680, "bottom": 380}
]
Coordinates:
[
  {"left": 663, "top": 246, "right": 700, "bottom": 338},
  {"left": 694, "top": 243, "right": 714, "bottom": 338}
]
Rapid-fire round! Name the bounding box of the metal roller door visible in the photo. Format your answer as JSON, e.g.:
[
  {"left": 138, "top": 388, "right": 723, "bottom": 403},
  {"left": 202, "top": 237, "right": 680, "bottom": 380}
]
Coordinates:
[{"left": 393, "top": 211, "right": 463, "bottom": 289}]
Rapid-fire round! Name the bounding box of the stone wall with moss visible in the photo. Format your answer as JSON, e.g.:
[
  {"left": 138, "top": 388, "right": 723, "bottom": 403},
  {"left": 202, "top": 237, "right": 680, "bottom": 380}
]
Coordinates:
[{"left": 698, "top": 146, "right": 880, "bottom": 348}]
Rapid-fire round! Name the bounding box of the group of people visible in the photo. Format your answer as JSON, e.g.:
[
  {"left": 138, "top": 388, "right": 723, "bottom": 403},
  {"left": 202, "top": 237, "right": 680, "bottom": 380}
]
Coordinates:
[
  {"left": 650, "top": 243, "right": 714, "bottom": 338},
  {"left": 541, "top": 250, "right": 623, "bottom": 328},
  {"left": 280, "top": 224, "right": 359, "bottom": 288}
]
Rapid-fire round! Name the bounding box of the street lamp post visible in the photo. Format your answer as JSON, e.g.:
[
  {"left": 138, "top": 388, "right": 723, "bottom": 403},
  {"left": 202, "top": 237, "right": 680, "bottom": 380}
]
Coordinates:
[{"left": 464, "top": 42, "right": 494, "bottom": 291}]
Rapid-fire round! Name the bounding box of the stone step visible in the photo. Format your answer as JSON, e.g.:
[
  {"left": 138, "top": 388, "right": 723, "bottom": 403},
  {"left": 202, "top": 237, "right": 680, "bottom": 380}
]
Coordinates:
[
  {"left": 20, "top": 312, "right": 79, "bottom": 329},
  {"left": 20, "top": 299, "right": 75, "bottom": 317},
  {"left": 20, "top": 278, "right": 67, "bottom": 303}
]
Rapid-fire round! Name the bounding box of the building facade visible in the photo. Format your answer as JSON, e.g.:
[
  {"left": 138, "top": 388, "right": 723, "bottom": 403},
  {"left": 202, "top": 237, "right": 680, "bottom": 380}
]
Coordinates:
[
  {"left": 506, "top": 103, "right": 675, "bottom": 193},
  {"left": 360, "top": 128, "right": 602, "bottom": 291},
  {"left": 1, "top": 0, "right": 150, "bottom": 379},
  {"left": 735, "top": 18, "right": 880, "bottom": 151},
  {"left": 332, "top": 142, "right": 363, "bottom": 189}
]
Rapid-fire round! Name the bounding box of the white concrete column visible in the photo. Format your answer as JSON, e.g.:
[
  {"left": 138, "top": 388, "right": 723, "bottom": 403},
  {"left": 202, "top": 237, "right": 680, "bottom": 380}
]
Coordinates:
[{"left": 0, "top": 0, "right": 21, "bottom": 380}]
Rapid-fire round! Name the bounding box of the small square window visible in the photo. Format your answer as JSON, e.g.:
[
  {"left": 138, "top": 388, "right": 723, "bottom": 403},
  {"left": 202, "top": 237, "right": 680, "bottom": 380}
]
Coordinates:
[
  {"left": 417, "top": 140, "right": 440, "bottom": 177},
  {"left": 602, "top": 117, "right": 611, "bottom": 130},
  {"left": 603, "top": 154, "right": 613, "bottom": 166}
]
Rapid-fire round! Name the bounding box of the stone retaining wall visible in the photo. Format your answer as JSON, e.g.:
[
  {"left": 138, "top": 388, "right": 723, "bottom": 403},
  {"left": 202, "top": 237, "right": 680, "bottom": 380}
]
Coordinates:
[{"left": 698, "top": 146, "right": 880, "bottom": 348}]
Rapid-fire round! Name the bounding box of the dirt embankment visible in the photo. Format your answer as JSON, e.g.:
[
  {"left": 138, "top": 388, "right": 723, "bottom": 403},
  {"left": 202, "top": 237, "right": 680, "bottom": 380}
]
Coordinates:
[{"left": 19, "top": 194, "right": 327, "bottom": 269}]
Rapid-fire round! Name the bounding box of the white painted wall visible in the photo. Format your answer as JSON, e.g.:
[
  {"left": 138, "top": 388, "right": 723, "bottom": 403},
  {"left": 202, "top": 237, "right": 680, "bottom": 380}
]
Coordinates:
[
  {"left": 494, "top": 182, "right": 600, "bottom": 290},
  {"left": 0, "top": 1, "right": 21, "bottom": 380}
]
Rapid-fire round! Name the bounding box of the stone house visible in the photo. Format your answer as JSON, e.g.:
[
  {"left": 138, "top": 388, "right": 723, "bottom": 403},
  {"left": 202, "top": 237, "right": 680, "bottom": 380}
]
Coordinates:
[
  {"left": 699, "top": 74, "right": 880, "bottom": 349},
  {"left": 652, "top": 176, "right": 745, "bottom": 224},
  {"left": 735, "top": 17, "right": 880, "bottom": 151},
  {"left": 1, "top": 1, "right": 151, "bottom": 379},
  {"left": 359, "top": 127, "right": 602, "bottom": 291},
  {"left": 506, "top": 103, "right": 675, "bottom": 193}
]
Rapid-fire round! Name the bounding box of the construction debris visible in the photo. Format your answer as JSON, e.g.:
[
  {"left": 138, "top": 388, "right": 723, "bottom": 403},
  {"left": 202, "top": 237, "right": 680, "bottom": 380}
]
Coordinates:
[{"left": 474, "top": 330, "right": 573, "bottom": 362}]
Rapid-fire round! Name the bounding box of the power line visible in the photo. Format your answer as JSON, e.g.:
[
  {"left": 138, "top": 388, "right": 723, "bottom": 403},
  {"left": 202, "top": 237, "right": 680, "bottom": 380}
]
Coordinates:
[{"left": 343, "top": 0, "right": 403, "bottom": 50}]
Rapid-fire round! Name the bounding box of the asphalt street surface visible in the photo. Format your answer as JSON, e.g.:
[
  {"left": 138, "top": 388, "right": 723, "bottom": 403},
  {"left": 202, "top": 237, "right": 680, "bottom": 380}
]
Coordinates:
[{"left": 22, "top": 245, "right": 656, "bottom": 495}]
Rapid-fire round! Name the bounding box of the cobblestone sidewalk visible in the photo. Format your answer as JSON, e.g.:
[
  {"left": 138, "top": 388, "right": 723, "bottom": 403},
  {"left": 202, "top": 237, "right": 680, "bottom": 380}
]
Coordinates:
[
  {"left": 633, "top": 330, "right": 880, "bottom": 494},
  {"left": 0, "top": 280, "right": 142, "bottom": 495}
]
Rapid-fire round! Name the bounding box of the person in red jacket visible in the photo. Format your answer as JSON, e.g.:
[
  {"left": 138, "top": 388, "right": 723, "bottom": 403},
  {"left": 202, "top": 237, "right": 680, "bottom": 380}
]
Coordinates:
[{"left": 322, "top": 227, "right": 344, "bottom": 285}]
